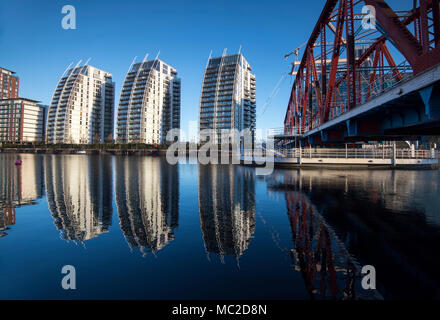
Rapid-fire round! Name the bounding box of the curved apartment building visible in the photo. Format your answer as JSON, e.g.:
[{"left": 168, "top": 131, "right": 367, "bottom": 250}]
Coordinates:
[
  {"left": 199, "top": 53, "right": 256, "bottom": 142},
  {"left": 117, "top": 59, "right": 181, "bottom": 144},
  {"left": 46, "top": 64, "right": 115, "bottom": 144}
]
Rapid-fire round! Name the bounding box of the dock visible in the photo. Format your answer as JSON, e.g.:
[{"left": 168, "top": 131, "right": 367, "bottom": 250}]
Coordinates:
[{"left": 241, "top": 147, "right": 439, "bottom": 169}]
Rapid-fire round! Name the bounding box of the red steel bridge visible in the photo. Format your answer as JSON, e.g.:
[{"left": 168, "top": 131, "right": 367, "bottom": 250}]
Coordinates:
[{"left": 283, "top": 0, "right": 440, "bottom": 145}]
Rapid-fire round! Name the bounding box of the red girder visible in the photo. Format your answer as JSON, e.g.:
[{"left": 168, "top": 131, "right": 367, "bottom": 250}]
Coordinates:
[
  {"left": 285, "top": 0, "right": 440, "bottom": 135},
  {"left": 365, "top": 0, "right": 440, "bottom": 73},
  {"left": 324, "top": 0, "right": 346, "bottom": 124},
  {"left": 367, "top": 45, "right": 381, "bottom": 100},
  {"left": 434, "top": 0, "right": 440, "bottom": 46},
  {"left": 345, "top": 0, "right": 357, "bottom": 110}
]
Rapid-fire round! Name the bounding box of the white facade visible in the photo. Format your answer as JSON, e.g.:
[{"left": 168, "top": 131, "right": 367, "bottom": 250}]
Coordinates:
[
  {"left": 117, "top": 59, "right": 181, "bottom": 144},
  {"left": 46, "top": 64, "right": 115, "bottom": 144},
  {"left": 199, "top": 53, "right": 256, "bottom": 142}
]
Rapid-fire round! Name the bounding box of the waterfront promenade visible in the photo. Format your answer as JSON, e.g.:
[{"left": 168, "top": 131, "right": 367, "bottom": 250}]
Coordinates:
[{"left": 2, "top": 144, "right": 439, "bottom": 169}]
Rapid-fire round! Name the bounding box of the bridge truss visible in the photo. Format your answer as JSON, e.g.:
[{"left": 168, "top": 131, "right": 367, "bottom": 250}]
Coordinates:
[{"left": 284, "top": 0, "right": 440, "bottom": 138}]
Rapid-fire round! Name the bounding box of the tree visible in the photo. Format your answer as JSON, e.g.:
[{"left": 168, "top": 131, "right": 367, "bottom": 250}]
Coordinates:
[
  {"left": 93, "top": 133, "right": 101, "bottom": 144},
  {"left": 105, "top": 133, "right": 113, "bottom": 143}
]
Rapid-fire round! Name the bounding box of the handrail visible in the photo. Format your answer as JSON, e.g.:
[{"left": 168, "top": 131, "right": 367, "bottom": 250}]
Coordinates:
[{"left": 243, "top": 147, "right": 438, "bottom": 160}]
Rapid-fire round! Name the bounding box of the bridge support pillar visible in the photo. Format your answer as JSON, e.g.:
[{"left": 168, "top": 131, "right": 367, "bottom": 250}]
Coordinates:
[
  {"left": 392, "top": 142, "right": 397, "bottom": 167},
  {"left": 346, "top": 120, "right": 357, "bottom": 137},
  {"left": 419, "top": 84, "right": 440, "bottom": 120}
]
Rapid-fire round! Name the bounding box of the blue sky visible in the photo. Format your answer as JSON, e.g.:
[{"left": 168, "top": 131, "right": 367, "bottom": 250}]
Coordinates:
[{"left": 0, "top": 0, "right": 408, "bottom": 135}]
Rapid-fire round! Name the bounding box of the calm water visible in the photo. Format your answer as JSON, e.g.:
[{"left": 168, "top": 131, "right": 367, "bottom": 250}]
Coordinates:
[{"left": 0, "top": 153, "right": 439, "bottom": 300}]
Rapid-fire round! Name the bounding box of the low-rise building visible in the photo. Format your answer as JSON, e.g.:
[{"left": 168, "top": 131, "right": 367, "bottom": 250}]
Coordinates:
[{"left": 0, "top": 98, "right": 46, "bottom": 143}]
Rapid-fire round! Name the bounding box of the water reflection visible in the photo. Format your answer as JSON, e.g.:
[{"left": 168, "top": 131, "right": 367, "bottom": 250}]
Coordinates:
[
  {"left": 45, "top": 155, "right": 113, "bottom": 242},
  {"left": 0, "top": 154, "right": 44, "bottom": 237},
  {"left": 198, "top": 165, "right": 256, "bottom": 263},
  {"left": 283, "top": 190, "right": 379, "bottom": 300},
  {"left": 1, "top": 152, "right": 439, "bottom": 299},
  {"left": 267, "top": 169, "right": 440, "bottom": 300},
  {"left": 115, "top": 157, "right": 179, "bottom": 256}
]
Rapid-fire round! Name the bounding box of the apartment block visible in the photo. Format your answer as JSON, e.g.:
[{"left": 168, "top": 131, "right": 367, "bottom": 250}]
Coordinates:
[
  {"left": 117, "top": 58, "right": 181, "bottom": 144},
  {"left": 46, "top": 64, "right": 115, "bottom": 144},
  {"left": 199, "top": 53, "right": 256, "bottom": 143},
  {"left": 0, "top": 98, "right": 46, "bottom": 143},
  {"left": 0, "top": 67, "right": 19, "bottom": 99}
]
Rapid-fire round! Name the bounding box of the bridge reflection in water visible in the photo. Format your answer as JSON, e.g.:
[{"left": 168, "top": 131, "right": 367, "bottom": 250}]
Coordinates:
[
  {"left": 271, "top": 185, "right": 380, "bottom": 300},
  {"left": 267, "top": 169, "right": 440, "bottom": 300}
]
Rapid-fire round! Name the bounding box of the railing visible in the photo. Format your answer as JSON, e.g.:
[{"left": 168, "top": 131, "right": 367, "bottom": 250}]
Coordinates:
[
  {"left": 251, "top": 147, "right": 438, "bottom": 160},
  {"left": 366, "top": 60, "right": 413, "bottom": 103},
  {"left": 267, "top": 127, "right": 304, "bottom": 137}
]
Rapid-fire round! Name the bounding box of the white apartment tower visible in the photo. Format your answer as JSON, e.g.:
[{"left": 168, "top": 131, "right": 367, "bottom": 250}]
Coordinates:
[
  {"left": 199, "top": 53, "right": 256, "bottom": 142},
  {"left": 46, "top": 64, "right": 115, "bottom": 144},
  {"left": 117, "top": 58, "right": 181, "bottom": 144}
]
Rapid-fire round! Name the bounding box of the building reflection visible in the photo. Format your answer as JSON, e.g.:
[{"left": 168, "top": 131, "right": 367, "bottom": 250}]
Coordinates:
[
  {"left": 45, "top": 155, "right": 113, "bottom": 242},
  {"left": 0, "top": 154, "right": 44, "bottom": 237},
  {"left": 114, "top": 157, "right": 179, "bottom": 255},
  {"left": 198, "top": 165, "right": 256, "bottom": 263}
]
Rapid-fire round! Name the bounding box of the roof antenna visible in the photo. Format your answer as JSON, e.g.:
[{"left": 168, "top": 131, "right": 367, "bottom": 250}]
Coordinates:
[{"left": 238, "top": 45, "right": 242, "bottom": 54}]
